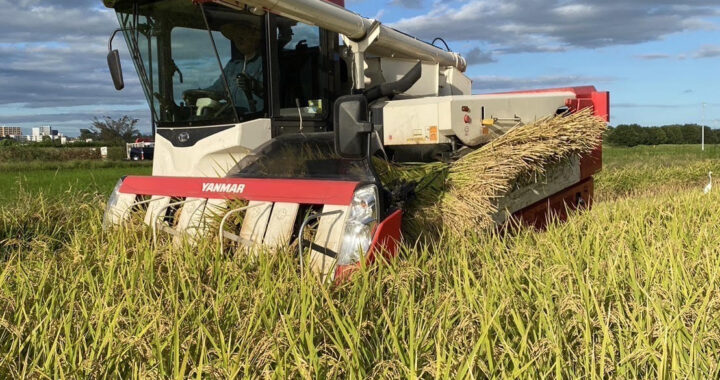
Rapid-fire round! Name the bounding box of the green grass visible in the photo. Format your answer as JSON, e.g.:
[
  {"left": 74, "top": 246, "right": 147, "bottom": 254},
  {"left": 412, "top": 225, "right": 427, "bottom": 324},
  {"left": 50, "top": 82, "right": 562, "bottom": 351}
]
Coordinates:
[
  {"left": 603, "top": 144, "right": 720, "bottom": 170},
  {"left": 0, "top": 161, "right": 151, "bottom": 206},
  {"left": 1, "top": 145, "right": 719, "bottom": 377},
  {"left": 0, "top": 159, "right": 151, "bottom": 172},
  {"left": 0, "top": 146, "right": 127, "bottom": 161},
  {"left": 596, "top": 145, "right": 718, "bottom": 200}
]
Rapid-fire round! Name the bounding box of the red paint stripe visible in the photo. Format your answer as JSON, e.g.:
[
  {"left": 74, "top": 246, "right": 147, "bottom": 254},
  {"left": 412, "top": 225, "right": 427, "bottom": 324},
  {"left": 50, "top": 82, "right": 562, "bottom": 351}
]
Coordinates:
[
  {"left": 512, "top": 177, "right": 594, "bottom": 230},
  {"left": 366, "top": 209, "right": 403, "bottom": 262},
  {"left": 495, "top": 86, "right": 598, "bottom": 97},
  {"left": 119, "top": 176, "right": 359, "bottom": 205},
  {"left": 335, "top": 209, "right": 403, "bottom": 282}
]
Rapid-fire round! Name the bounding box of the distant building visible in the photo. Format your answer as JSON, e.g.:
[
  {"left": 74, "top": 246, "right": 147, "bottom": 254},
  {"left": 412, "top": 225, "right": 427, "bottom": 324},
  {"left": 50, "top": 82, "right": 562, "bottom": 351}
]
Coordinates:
[
  {"left": 30, "top": 125, "right": 55, "bottom": 142},
  {"left": 32, "top": 125, "right": 52, "bottom": 136},
  {"left": 0, "top": 126, "right": 22, "bottom": 137}
]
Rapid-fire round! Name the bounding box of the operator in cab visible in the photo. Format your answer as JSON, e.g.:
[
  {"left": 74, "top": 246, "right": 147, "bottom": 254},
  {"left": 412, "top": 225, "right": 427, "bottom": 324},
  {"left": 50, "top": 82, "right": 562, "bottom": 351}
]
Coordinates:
[{"left": 207, "top": 19, "right": 264, "bottom": 114}]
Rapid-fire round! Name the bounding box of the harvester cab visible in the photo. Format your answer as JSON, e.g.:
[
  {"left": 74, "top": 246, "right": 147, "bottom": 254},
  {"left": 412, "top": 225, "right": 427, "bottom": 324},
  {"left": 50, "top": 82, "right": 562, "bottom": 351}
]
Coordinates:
[{"left": 102, "top": 0, "right": 609, "bottom": 281}]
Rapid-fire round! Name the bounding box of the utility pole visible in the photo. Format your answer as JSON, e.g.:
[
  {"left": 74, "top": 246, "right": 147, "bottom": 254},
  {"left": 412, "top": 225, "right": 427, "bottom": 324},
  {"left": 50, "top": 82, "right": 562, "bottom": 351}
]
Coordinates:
[{"left": 702, "top": 102, "right": 706, "bottom": 151}]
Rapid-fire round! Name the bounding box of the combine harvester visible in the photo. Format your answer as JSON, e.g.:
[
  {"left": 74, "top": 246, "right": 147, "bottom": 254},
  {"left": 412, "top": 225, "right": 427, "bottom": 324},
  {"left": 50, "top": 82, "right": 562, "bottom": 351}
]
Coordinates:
[{"left": 102, "top": 0, "right": 609, "bottom": 280}]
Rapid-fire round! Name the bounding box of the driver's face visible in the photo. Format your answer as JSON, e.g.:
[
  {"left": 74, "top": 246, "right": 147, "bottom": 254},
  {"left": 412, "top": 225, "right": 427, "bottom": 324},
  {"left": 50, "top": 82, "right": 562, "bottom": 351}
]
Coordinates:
[{"left": 221, "top": 24, "right": 261, "bottom": 56}]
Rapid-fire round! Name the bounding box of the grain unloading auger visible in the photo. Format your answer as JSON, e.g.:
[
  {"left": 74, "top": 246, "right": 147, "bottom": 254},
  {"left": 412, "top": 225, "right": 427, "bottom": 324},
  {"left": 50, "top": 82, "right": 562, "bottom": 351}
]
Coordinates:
[{"left": 102, "top": 0, "right": 609, "bottom": 280}]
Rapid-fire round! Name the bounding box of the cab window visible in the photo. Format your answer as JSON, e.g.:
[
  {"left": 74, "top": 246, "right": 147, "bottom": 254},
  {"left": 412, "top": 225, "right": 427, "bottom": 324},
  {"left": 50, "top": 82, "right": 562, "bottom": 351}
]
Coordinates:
[{"left": 275, "top": 19, "right": 328, "bottom": 119}]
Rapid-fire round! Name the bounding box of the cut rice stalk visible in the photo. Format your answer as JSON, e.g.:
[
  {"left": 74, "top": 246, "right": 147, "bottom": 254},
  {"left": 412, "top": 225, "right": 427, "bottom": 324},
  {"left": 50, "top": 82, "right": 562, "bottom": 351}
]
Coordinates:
[
  {"left": 375, "top": 108, "right": 607, "bottom": 238},
  {"left": 441, "top": 108, "right": 607, "bottom": 234}
]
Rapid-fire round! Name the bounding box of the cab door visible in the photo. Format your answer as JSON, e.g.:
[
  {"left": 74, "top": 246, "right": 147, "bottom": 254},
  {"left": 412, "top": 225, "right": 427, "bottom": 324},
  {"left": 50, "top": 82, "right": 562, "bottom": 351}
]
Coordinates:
[{"left": 267, "top": 15, "right": 345, "bottom": 136}]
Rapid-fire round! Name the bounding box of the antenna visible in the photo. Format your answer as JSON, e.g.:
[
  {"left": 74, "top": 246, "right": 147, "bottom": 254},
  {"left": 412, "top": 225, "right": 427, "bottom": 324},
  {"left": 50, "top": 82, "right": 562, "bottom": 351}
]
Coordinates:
[
  {"left": 295, "top": 98, "right": 303, "bottom": 133},
  {"left": 702, "top": 102, "right": 706, "bottom": 151}
]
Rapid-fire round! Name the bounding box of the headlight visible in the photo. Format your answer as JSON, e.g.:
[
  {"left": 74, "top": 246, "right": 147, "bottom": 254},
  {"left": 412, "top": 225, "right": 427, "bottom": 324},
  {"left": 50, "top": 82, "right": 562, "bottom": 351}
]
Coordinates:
[
  {"left": 337, "top": 185, "right": 378, "bottom": 266},
  {"left": 103, "top": 177, "right": 125, "bottom": 228}
]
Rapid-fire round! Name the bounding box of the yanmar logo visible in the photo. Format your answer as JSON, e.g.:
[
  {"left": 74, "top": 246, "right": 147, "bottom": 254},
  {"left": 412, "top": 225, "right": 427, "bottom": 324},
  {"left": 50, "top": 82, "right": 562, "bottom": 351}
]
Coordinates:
[{"left": 201, "top": 182, "right": 245, "bottom": 194}]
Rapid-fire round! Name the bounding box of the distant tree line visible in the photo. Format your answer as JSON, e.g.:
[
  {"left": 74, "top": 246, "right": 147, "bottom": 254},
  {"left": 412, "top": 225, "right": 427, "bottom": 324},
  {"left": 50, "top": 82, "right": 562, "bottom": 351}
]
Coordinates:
[
  {"left": 0, "top": 116, "right": 147, "bottom": 148},
  {"left": 0, "top": 138, "right": 17, "bottom": 147},
  {"left": 605, "top": 124, "right": 718, "bottom": 147},
  {"left": 79, "top": 116, "right": 143, "bottom": 146}
]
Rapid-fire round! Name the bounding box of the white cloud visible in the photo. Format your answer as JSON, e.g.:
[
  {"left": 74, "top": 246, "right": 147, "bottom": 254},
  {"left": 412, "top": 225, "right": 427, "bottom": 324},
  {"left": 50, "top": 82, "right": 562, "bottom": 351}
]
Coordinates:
[
  {"left": 634, "top": 54, "right": 673, "bottom": 60},
  {"left": 553, "top": 4, "right": 595, "bottom": 17},
  {"left": 464, "top": 47, "right": 495, "bottom": 65},
  {"left": 471, "top": 74, "right": 614, "bottom": 92},
  {"left": 0, "top": 0, "right": 116, "bottom": 44},
  {"left": 390, "top": 0, "right": 423, "bottom": 9},
  {"left": 391, "top": 0, "right": 720, "bottom": 54},
  {"left": 634, "top": 45, "right": 720, "bottom": 60},
  {"left": 0, "top": 0, "right": 148, "bottom": 133},
  {"left": 694, "top": 44, "right": 720, "bottom": 58}
]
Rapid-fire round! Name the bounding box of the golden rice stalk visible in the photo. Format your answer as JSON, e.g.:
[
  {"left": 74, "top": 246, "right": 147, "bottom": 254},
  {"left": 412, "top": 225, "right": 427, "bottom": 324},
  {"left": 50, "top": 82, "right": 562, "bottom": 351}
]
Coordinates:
[
  {"left": 374, "top": 159, "right": 448, "bottom": 240},
  {"left": 441, "top": 108, "right": 607, "bottom": 234}
]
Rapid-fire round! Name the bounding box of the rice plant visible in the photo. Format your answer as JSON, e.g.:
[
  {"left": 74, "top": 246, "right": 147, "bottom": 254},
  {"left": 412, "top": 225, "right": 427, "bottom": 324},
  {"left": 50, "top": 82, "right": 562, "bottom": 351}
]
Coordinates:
[{"left": 2, "top": 145, "right": 720, "bottom": 377}]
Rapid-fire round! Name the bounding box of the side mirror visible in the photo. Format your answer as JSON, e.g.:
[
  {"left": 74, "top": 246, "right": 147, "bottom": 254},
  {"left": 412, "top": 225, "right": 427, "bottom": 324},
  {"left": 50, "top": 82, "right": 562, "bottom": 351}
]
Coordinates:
[
  {"left": 107, "top": 49, "right": 124, "bottom": 90},
  {"left": 334, "top": 95, "right": 372, "bottom": 159}
]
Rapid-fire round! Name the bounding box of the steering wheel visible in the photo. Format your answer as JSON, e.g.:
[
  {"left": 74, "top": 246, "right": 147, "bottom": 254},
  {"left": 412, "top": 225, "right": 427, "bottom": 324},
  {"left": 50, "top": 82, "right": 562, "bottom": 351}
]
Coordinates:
[
  {"left": 211, "top": 102, "right": 234, "bottom": 118},
  {"left": 182, "top": 89, "right": 225, "bottom": 104}
]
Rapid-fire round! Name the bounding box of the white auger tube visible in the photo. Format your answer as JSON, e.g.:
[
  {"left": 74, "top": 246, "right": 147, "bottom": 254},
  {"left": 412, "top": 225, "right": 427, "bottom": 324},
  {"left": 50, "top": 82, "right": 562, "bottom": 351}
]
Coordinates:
[{"left": 217, "top": 0, "right": 466, "bottom": 72}]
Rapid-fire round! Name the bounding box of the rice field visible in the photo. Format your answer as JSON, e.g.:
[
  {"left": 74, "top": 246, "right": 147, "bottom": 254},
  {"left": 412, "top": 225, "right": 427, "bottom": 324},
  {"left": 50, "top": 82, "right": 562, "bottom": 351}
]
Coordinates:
[
  {"left": 1, "top": 145, "right": 719, "bottom": 378},
  {"left": 0, "top": 160, "right": 151, "bottom": 206}
]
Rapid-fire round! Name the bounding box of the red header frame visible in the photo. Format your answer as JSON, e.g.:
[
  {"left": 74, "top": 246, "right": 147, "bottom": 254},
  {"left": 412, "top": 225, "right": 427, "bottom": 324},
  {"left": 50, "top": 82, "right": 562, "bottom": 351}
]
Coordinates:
[{"left": 119, "top": 176, "right": 360, "bottom": 205}]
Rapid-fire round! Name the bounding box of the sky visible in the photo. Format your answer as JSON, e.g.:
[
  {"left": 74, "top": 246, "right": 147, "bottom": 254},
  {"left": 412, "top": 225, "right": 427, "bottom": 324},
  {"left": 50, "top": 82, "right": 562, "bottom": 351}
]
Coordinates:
[{"left": 0, "top": 0, "right": 718, "bottom": 137}]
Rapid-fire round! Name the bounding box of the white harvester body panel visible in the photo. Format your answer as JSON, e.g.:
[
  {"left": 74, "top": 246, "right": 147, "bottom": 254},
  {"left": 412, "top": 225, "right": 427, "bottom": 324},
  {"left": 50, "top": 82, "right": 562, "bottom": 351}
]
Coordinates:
[
  {"left": 440, "top": 67, "right": 472, "bottom": 96},
  {"left": 107, "top": 119, "right": 273, "bottom": 241},
  {"left": 144, "top": 196, "right": 171, "bottom": 226},
  {"left": 173, "top": 197, "right": 211, "bottom": 244},
  {"left": 105, "top": 192, "right": 137, "bottom": 226},
  {"left": 382, "top": 91, "right": 576, "bottom": 147},
  {"left": 152, "top": 118, "right": 272, "bottom": 177},
  {"left": 309, "top": 204, "right": 348, "bottom": 279},
  {"left": 366, "top": 58, "right": 440, "bottom": 97},
  {"left": 263, "top": 202, "right": 300, "bottom": 248},
  {"left": 240, "top": 201, "right": 274, "bottom": 246},
  {"left": 365, "top": 58, "right": 472, "bottom": 98}
]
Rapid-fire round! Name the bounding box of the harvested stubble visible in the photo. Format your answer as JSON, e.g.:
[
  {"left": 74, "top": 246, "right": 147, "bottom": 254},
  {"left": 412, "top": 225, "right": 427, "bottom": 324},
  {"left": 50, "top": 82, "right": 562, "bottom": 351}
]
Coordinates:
[{"left": 378, "top": 108, "right": 607, "bottom": 237}]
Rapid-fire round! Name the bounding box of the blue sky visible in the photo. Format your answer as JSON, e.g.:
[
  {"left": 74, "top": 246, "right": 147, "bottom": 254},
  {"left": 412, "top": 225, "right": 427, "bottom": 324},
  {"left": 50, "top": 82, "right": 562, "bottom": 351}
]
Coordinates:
[{"left": 0, "top": 0, "right": 718, "bottom": 136}]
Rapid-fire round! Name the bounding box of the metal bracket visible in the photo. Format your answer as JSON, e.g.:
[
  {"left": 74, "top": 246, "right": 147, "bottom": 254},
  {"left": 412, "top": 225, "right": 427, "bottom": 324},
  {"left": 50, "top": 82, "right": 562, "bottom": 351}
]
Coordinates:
[{"left": 341, "top": 22, "right": 381, "bottom": 90}]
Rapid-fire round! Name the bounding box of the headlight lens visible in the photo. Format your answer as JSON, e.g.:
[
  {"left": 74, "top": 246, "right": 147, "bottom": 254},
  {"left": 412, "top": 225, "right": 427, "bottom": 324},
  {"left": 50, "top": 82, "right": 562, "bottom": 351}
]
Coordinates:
[
  {"left": 337, "top": 185, "right": 378, "bottom": 266},
  {"left": 103, "top": 177, "right": 125, "bottom": 228}
]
